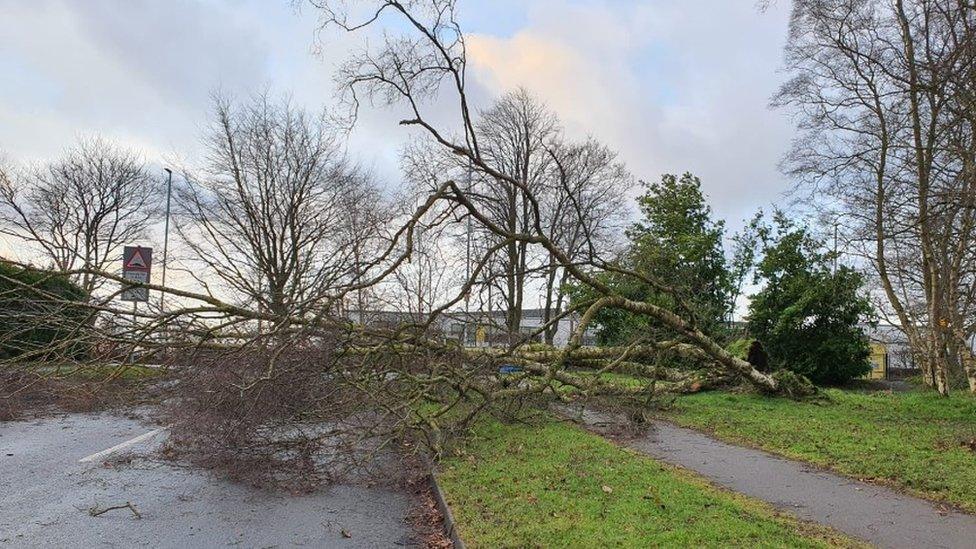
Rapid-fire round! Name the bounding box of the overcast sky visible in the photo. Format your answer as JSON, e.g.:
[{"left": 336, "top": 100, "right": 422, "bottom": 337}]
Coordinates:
[{"left": 0, "top": 0, "right": 795, "bottom": 232}]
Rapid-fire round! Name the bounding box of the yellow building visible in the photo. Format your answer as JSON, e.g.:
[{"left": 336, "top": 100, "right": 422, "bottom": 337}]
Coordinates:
[{"left": 865, "top": 342, "right": 888, "bottom": 380}]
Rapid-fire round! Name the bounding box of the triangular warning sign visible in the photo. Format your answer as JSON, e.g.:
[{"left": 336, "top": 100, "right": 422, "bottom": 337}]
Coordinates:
[{"left": 126, "top": 249, "right": 148, "bottom": 269}]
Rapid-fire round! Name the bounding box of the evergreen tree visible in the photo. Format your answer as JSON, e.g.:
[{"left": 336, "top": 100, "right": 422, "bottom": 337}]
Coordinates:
[
  {"left": 575, "top": 173, "right": 732, "bottom": 345},
  {"left": 748, "top": 212, "right": 873, "bottom": 385}
]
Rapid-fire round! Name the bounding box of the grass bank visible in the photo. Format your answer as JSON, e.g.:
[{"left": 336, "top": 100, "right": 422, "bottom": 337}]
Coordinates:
[
  {"left": 1, "top": 363, "right": 163, "bottom": 421},
  {"left": 668, "top": 387, "right": 976, "bottom": 513},
  {"left": 437, "top": 416, "right": 860, "bottom": 547}
]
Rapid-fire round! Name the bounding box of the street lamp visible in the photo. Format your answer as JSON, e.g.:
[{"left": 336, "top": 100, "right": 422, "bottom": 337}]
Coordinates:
[
  {"left": 161, "top": 167, "right": 173, "bottom": 311},
  {"left": 833, "top": 221, "right": 839, "bottom": 275}
]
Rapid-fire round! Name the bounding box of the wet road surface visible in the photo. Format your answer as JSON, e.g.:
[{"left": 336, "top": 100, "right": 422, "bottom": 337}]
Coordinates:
[{"left": 0, "top": 412, "right": 418, "bottom": 548}]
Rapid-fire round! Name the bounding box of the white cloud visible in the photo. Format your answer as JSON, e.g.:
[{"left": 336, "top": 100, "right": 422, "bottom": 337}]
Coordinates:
[
  {"left": 0, "top": 1, "right": 317, "bottom": 163},
  {"left": 465, "top": 0, "right": 795, "bottom": 229},
  {"left": 1, "top": 0, "right": 797, "bottom": 230}
]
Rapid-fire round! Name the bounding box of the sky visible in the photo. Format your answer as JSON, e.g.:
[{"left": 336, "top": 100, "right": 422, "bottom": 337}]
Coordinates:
[{"left": 0, "top": 0, "right": 796, "bottom": 226}]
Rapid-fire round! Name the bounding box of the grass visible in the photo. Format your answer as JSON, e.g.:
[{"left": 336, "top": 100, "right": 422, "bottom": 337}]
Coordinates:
[
  {"left": 70, "top": 363, "right": 162, "bottom": 381},
  {"left": 1, "top": 363, "right": 163, "bottom": 421},
  {"left": 437, "top": 416, "right": 860, "bottom": 548},
  {"left": 668, "top": 387, "right": 976, "bottom": 513},
  {"left": 15, "top": 361, "right": 163, "bottom": 381}
]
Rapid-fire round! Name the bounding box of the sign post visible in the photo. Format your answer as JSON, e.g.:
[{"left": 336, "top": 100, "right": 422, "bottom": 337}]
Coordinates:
[{"left": 121, "top": 246, "right": 152, "bottom": 307}]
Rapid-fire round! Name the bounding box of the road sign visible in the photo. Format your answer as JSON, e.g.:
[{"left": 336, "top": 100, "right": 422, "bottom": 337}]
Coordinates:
[
  {"left": 124, "top": 246, "right": 152, "bottom": 272},
  {"left": 121, "top": 246, "right": 152, "bottom": 302}
]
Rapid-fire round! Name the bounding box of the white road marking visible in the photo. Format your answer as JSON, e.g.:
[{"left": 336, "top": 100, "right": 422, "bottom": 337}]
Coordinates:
[{"left": 78, "top": 427, "right": 168, "bottom": 463}]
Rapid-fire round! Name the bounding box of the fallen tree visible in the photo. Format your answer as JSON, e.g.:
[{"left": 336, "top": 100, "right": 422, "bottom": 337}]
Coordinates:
[
  {"left": 1, "top": 0, "right": 817, "bottom": 489},
  {"left": 1, "top": 245, "right": 810, "bottom": 476},
  {"left": 308, "top": 0, "right": 811, "bottom": 395}
]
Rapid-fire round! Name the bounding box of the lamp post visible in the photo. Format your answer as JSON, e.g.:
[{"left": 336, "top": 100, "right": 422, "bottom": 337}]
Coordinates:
[
  {"left": 833, "top": 221, "right": 839, "bottom": 275},
  {"left": 161, "top": 167, "right": 173, "bottom": 311}
]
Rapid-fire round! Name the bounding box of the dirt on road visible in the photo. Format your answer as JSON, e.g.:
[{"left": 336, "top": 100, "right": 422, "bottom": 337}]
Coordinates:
[{"left": 0, "top": 411, "right": 431, "bottom": 548}]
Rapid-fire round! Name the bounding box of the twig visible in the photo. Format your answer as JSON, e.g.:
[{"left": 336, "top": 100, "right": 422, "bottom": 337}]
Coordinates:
[{"left": 88, "top": 502, "right": 141, "bottom": 519}]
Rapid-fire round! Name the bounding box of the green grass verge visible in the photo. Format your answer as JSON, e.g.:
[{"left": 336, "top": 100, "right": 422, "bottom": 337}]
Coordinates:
[
  {"left": 668, "top": 388, "right": 976, "bottom": 513},
  {"left": 15, "top": 362, "right": 163, "bottom": 381},
  {"left": 22, "top": 363, "right": 162, "bottom": 382},
  {"left": 67, "top": 363, "right": 162, "bottom": 381},
  {"left": 437, "top": 416, "right": 860, "bottom": 548}
]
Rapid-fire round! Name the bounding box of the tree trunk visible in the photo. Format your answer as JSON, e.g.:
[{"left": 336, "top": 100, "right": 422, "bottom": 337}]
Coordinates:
[
  {"left": 964, "top": 351, "right": 976, "bottom": 394},
  {"left": 952, "top": 329, "right": 976, "bottom": 393},
  {"left": 541, "top": 258, "right": 557, "bottom": 345},
  {"left": 931, "top": 327, "right": 950, "bottom": 396}
]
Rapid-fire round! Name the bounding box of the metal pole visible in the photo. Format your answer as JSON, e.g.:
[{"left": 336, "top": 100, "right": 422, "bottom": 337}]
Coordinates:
[
  {"left": 161, "top": 168, "right": 173, "bottom": 311},
  {"left": 465, "top": 160, "right": 472, "bottom": 305},
  {"left": 464, "top": 160, "right": 472, "bottom": 346},
  {"left": 833, "top": 222, "right": 839, "bottom": 274}
]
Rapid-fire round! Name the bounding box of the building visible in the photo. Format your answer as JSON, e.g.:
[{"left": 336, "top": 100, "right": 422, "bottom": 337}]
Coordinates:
[
  {"left": 861, "top": 324, "right": 916, "bottom": 379},
  {"left": 861, "top": 323, "right": 976, "bottom": 380},
  {"left": 345, "top": 308, "right": 595, "bottom": 348}
]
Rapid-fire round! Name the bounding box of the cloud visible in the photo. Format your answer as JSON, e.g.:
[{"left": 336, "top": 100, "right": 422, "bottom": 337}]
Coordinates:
[
  {"left": 465, "top": 0, "right": 795, "bottom": 229},
  {"left": 0, "top": 0, "right": 797, "bottom": 231},
  {"left": 0, "top": 0, "right": 290, "bottom": 163},
  {"left": 0, "top": 0, "right": 802, "bottom": 313}
]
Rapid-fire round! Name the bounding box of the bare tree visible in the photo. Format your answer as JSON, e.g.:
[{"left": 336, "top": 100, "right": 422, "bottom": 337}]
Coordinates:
[
  {"left": 541, "top": 138, "right": 630, "bottom": 344},
  {"left": 775, "top": 0, "right": 976, "bottom": 393},
  {"left": 334, "top": 173, "right": 394, "bottom": 317},
  {"left": 0, "top": 137, "right": 160, "bottom": 295},
  {"left": 469, "top": 90, "right": 559, "bottom": 343},
  {"left": 401, "top": 89, "right": 630, "bottom": 346},
  {"left": 388, "top": 217, "right": 461, "bottom": 318},
  {"left": 175, "top": 94, "right": 382, "bottom": 318}
]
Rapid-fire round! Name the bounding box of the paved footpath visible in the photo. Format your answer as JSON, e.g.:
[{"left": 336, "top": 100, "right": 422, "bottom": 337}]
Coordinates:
[
  {"left": 0, "top": 412, "right": 418, "bottom": 548},
  {"left": 571, "top": 407, "right": 976, "bottom": 549}
]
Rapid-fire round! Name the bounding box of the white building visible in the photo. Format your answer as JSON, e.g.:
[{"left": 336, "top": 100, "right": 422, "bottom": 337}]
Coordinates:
[{"left": 346, "top": 308, "right": 595, "bottom": 348}]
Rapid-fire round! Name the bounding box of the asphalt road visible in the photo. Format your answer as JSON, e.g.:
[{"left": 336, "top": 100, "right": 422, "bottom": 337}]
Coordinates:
[{"left": 0, "top": 412, "right": 418, "bottom": 548}]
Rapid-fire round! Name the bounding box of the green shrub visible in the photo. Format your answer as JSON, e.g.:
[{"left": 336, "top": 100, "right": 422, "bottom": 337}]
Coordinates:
[{"left": 0, "top": 262, "right": 90, "bottom": 361}]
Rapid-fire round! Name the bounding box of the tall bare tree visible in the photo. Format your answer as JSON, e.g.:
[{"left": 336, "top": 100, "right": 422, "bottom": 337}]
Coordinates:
[
  {"left": 175, "top": 94, "right": 382, "bottom": 318},
  {"left": 335, "top": 173, "right": 394, "bottom": 317},
  {"left": 471, "top": 89, "right": 559, "bottom": 343},
  {"left": 775, "top": 0, "right": 976, "bottom": 394},
  {"left": 387, "top": 217, "right": 460, "bottom": 318},
  {"left": 541, "top": 138, "right": 630, "bottom": 344},
  {"left": 0, "top": 137, "right": 160, "bottom": 296},
  {"left": 401, "top": 90, "right": 629, "bottom": 346}
]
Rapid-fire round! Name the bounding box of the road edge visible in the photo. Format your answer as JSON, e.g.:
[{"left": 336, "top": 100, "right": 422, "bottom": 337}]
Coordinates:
[{"left": 427, "top": 471, "right": 465, "bottom": 549}]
